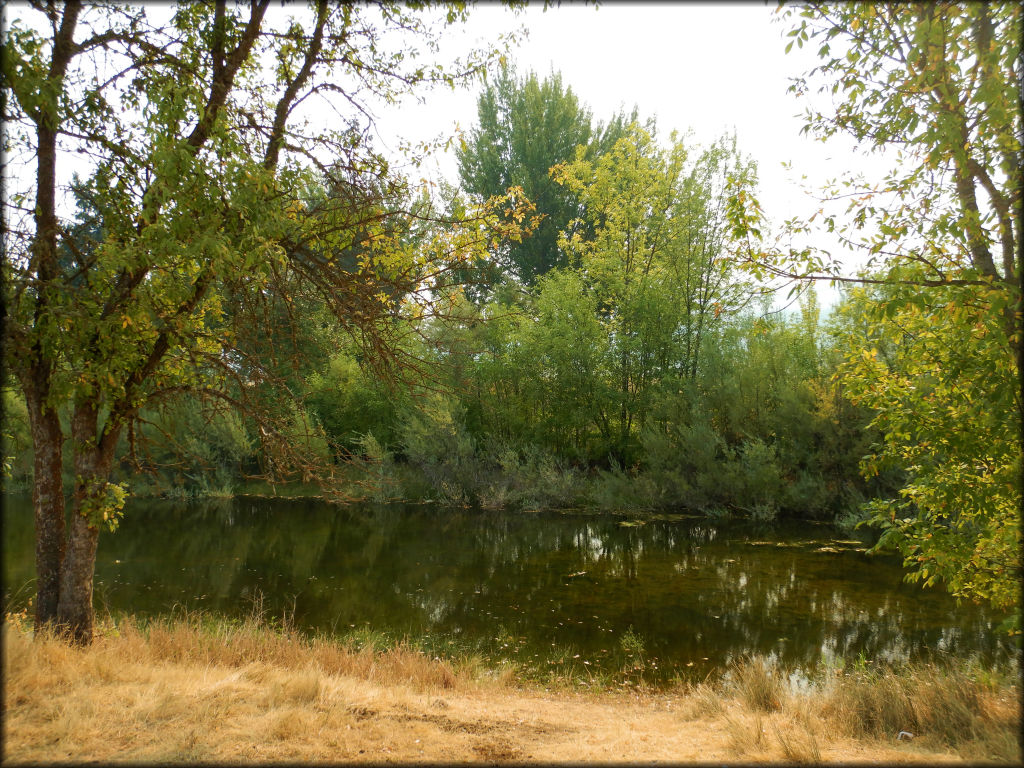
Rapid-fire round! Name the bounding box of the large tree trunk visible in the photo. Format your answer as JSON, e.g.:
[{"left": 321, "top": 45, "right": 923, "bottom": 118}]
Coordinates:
[
  {"left": 56, "top": 403, "right": 120, "bottom": 644},
  {"left": 57, "top": 513, "right": 100, "bottom": 644},
  {"left": 18, "top": 0, "right": 80, "bottom": 633},
  {"left": 25, "top": 394, "right": 66, "bottom": 629}
]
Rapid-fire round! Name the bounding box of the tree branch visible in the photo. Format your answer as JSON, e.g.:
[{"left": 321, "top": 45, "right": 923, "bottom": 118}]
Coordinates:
[
  {"left": 185, "top": 0, "right": 269, "bottom": 150},
  {"left": 264, "top": 0, "right": 328, "bottom": 171}
]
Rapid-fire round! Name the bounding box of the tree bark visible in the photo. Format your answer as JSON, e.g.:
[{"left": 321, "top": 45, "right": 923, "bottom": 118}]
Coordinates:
[
  {"left": 25, "top": 393, "right": 65, "bottom": 629},
  {"left": 56, "top": 403, "right": 120, "bottom": 644},
  {"left": 57, "top": 512, "right": 100, "bottom": 644}
]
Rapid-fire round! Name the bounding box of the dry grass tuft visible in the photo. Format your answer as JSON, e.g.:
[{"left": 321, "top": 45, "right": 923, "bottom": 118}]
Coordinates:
[
  {"left": 771, "top": 717, "right": 822, "bottom": 763},
  {"left": 679, "top": 680, "right": 725, "bottom": 719},
  {"left": 681, "top": 652, "right": 1020, "bottom": 763},
  {"left": 728, "top": 655, "right": 786, "bottom": 712},
  {"left": 266, "top": 669, "right": 322, "bottom": 707},
  {"left": 723, "top": 710, "right": 769, "bottom": 757},
  {"left": 821, "top": 660, "right": 1021, "bottom": 762},
  {"left": 90, "top": 611, "right": 467, "bottom": 694},
  {"left": 2, "top": 611, "right": 485, "bottom": 763},
  {"left": 267, "top": 706, "right": 315, "bottom": 741}
]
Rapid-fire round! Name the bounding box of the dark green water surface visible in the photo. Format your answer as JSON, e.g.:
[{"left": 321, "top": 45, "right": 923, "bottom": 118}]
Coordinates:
[{"left": 3, "top": 495, "right": 1014, "bottom": 682}]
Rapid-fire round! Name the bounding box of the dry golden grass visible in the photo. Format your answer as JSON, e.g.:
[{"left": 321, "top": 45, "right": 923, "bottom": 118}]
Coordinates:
[
  {"left": 3, "top": 613, "right": 1020, "bottom": 764},
  {"left": 727, "top": 654, "right": 786, "bottom": 712},
  {"left": 816, "top": 658, "right": 1022, "bottom": 762}
]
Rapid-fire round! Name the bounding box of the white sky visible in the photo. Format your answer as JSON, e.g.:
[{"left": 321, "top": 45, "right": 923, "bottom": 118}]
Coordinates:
[{"left": 368, "top": 2, "right": 897, "bottom": 312}]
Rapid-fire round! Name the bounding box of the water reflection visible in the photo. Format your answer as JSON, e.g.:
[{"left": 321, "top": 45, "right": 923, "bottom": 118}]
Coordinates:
[{"left": 2, "top": 495, "right": 1014, "bottom": 680}]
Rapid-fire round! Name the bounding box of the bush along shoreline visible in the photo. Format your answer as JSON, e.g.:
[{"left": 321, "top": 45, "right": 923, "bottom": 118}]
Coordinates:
[{"left": 106, "top": 451, "right": 882, "bottom": 534}]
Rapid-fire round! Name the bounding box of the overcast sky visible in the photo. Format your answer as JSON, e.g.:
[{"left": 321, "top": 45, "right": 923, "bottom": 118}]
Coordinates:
[
  {"left": 371, "top": 2, "right": 897, "bottom": 311},
  {"left": 379, "top": 3, "right": 831, "bottom": 184}
]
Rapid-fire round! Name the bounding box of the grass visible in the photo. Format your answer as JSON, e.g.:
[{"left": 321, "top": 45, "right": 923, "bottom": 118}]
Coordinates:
[
  {"left": 707, "top": 654, "right": 1022, "bottom": 763},
  {"left": 817, "top": 656, "right": 1022, "bottom": 760},
  {"left": 727, "top": 653, "right": 786, "bottom": 711},
  {"left": 4, "top": 610, "right": 1020, "bottom": 764}
]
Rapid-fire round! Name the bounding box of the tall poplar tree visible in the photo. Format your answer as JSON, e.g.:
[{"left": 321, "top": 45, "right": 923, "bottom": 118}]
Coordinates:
[{"left": 456, "top": 62, "right": 632, "bottom": 289}]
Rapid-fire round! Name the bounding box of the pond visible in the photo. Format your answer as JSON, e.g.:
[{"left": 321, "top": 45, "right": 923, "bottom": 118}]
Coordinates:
[{"left": 3, "top": 494, "right": 1015, "bottom": 683}]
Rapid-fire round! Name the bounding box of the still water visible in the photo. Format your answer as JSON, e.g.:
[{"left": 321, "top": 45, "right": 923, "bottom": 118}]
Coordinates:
[{"left": 3, "top": 495, "right": 1014, "bottom": 681}]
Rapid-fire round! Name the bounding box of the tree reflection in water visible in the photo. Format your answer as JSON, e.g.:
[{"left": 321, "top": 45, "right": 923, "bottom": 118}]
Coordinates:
[{"left": 2, "top": 496, "right": 1014, "bottom": 680}]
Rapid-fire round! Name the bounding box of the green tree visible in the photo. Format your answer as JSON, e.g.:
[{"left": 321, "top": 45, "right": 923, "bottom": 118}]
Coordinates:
[
  {"left": 743, "top": 2, "right": 1021, "bottom": 310},
  {"left": 670, "top": 133, "right": 754, "bottom": 381},
  {"left": 552, "top": 124, "right": 755, "bottom": 460},
  {"left": 727, "top": 3, "right": 1021, "bottom": 619},
  {"left": 456, "top": 62, "right": 632, "bottom": 289},
  {"left": 836, "top": 281, "right": 1021, "bottom": 617},
  {"left": 687, "top": 303, "right": 878, "bottom": 519},
  {"left": 307, "top": 349, "right": 404, "bottom": 459},
  {"left": 2, "top": 1, "right": 531, "bottom": 642},
  {"left": 2, "top": 388, "right": 34, "bottom": 488},
  {"left": 121, "top": 397, "right": 256, "bottom": 497},
  {"left": 507, "top": 269, "right": 612, "bottom": 459}
]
